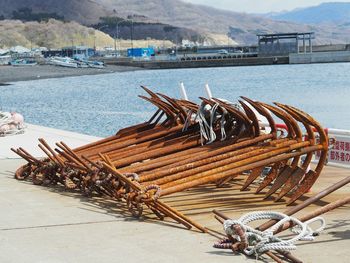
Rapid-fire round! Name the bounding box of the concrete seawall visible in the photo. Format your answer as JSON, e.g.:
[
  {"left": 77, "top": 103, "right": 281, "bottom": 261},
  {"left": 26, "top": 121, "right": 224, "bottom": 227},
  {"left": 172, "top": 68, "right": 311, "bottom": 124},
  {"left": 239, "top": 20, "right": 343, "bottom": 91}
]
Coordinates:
[
  {"left": 107, "top": 56, "right": 289, "bottom": 69},
  {"left": 290, "top": 51, "right": 350, "bottom": 64}
]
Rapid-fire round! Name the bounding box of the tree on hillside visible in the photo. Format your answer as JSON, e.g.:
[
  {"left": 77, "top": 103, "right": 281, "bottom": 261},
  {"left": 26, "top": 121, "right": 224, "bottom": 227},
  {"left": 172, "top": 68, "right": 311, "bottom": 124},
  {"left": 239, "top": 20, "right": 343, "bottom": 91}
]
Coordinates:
[{"left": 12, "top": 8, "right": 64, "bottom": 22}]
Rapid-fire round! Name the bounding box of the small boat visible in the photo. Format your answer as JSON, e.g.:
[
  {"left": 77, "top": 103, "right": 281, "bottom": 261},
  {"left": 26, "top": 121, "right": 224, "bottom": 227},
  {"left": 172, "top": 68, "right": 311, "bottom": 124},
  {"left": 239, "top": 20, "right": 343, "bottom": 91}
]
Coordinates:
[
  {"left": 76, "top": 60, "right": 89, "bottom": 68},
  {"left": 48, "top": 57, "right": 78, "bottom": 68},
  {"left": 87, "top": 60, "right": 105, "bottom": 69},
  {"left": 76, "top": 59, "right": 105, "bottom": 69},
  {"left": 0, "top": 55, "right": 11, "bottom": 65},
  {"left": 10, "top": 59, "right": 37, "bottom": 66}
]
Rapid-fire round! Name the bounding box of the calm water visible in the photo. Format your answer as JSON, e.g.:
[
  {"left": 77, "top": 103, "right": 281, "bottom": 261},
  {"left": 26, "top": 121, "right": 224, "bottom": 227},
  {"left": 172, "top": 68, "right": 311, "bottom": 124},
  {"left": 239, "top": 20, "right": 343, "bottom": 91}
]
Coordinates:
[{"left": 1, "top": 63, "right": 350, "bottom": 137}]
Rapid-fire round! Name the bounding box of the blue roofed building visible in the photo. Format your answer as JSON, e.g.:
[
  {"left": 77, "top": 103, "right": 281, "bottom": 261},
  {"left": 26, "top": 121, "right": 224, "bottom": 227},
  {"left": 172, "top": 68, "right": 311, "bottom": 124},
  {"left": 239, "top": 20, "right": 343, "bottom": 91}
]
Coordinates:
[{"left": 127, "top": 47, "right": 155, "bottom": 57}]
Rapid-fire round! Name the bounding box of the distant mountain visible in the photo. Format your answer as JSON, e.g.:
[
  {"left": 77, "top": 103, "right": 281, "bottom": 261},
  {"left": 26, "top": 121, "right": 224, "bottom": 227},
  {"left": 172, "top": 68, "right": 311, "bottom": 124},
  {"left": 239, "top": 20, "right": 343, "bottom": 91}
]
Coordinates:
[
  {"left": 1, "top": 0, "right": 350, "bottom": 45},
  {"left": 267, "top": 2, "right": 350, "bottom": 25}
]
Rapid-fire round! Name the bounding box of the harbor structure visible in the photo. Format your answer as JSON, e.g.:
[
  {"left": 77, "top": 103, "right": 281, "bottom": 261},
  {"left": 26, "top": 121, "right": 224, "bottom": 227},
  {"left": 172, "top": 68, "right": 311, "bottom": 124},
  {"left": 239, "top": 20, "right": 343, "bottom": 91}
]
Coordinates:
[
  {"left": 127, "top": 47, "right": 155, "bottom": 58},
  {"left": 257, "top": 32, "right": 315, "bottom": 56},
  {"left": 62, "top": 46, "right": 95, "bottom": 59}
]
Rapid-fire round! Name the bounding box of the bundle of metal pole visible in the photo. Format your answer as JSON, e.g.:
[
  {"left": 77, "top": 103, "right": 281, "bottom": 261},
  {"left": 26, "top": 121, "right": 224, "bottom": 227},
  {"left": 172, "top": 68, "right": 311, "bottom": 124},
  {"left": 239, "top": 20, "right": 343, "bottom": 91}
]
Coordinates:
[
  {"left": 119, "top": 133, "right": 273, "bottom": 174},
  {"left": 12, "top": 89, "right": 331, "bottom": 234},
  {"left": 159, "top": 143, "right": 319, "bottom": 197},
  {"left": 143, "top": 139, "right": 301, "bottom": 187}
]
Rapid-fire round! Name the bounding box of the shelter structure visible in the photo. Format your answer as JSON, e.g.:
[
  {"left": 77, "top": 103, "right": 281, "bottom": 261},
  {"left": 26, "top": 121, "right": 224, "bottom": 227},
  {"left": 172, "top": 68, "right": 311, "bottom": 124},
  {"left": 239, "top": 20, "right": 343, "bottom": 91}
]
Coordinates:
[{"left": 257, "top": 32, "right": 315, "bottom": 56}]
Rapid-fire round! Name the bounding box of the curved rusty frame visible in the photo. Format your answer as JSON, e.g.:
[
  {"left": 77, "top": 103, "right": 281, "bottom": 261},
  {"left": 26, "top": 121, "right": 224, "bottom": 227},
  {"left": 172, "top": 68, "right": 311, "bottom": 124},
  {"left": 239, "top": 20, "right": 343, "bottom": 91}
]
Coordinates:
[
  {"left": 283, "top": 104, "right": 328, "bottom": 205},
  {"left": 273, "top": 102, "right": 316, "bottom": 201},
  {"left": 156, "top": 93, "right": 188, "bottom": 124},
  {"left": 240, "top": 101, "right": 303, "bottom": 192},
  {"left": 239, "top": 100, "right": 260, "bottom": 138},
  {"left": 210, "top": 98, "right": 255, "bottom": 139},
  {"left": 258, "top": 102, "right": 304, "bottom": 199},
  {"left": 138, "top": 95, "right": 177, "bottom": 126},
  {"left": 240, "top": 96, "right": 277, "bottom": 139}
]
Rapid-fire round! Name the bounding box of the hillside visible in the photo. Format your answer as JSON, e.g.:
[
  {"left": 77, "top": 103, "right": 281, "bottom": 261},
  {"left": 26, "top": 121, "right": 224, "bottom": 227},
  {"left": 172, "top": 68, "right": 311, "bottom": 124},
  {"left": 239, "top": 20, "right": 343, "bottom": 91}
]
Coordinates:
[
  {"left": 0, "top": 19, "right": 174, "bottom": 50},
  {"left": 1, "top": 0, "right": 350, "bottom": 44},
  {"left": 267, "top": 2, "right": 350, "bottom": 25}
]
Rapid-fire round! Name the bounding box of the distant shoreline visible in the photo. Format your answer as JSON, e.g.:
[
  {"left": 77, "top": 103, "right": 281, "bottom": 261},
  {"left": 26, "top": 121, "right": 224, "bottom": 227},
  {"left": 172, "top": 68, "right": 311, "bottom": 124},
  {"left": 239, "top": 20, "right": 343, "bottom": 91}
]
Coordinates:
[{"left": 0, "top": 64, "right": 143, "bottom": 84}]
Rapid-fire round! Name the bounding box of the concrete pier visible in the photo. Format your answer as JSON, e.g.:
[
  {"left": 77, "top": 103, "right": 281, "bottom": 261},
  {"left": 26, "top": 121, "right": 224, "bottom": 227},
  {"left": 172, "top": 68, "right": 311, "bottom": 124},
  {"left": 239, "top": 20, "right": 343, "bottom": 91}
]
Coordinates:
[
  {"left": 0, "top": 125, "right": 349, "bottom": 263},
  {"left": 106, "top": 56, "right": 289, "bottom": 70},
  {"left": 290, "top": 51, "right": 350, "bottom": 64}
]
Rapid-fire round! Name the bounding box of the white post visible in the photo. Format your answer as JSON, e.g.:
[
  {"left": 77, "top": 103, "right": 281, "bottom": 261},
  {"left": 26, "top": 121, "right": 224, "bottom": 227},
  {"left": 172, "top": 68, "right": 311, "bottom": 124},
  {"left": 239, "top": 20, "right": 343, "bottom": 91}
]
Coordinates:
[
  {"left": 205, "top": 83, "right": 213, "bottom": 99},
  {"left": 179, "top": 82, "right": 188, "bottom": 100}
]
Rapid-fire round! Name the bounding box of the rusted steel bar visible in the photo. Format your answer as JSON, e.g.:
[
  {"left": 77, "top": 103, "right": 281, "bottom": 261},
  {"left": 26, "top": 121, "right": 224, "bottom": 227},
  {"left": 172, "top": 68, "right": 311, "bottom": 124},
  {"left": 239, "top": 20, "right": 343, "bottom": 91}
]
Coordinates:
[
  {"left": 258, "top": 176, "right": 350, "bottom": 231},
  {"left": 111, "top": 136, "right": 201, "bottom": 168},
  {"left": 58, "top": 141, "right": 92, "bottom": 170},
  {"left": 273, "top": 103, "right": 317, "bottom": 201},
  {"left": 38, "top": 144, "right": 61, "bottom": 166},
  {"left": 134, "top": 133, "right": 274, "bottom": 176},
  {"left": 255, "top": 162, "right": 281, "bottom": 193},
  {"left": 85, "top": 125, "right": 187, "bottom": 159},
  {"left": 160, "top": 144, "right": 322, "bottom": 197},
  {"left": 149, "top": 140, "right": 300, "bottom": 188},
  {"left": 54, "top": 147, "right": 85, "bottom": 168},
  {"left": 18, "top": 147, "right": 44, "bottom": 164},
  {"left": 13, "top": 90, "right": 330, "bottom": 234},
  {"left": 11, "top": 148, "right": 37, "bottom": 164},
  {"left": 159, "top": 141, "right": 310, "bottom": 189},
  {"left": 141, "top": 144, "right": 268, "bottom": 184},
  {"left": 138, "top": 134, "right": 276, "bottom": 180},
  {"left": 275, "top": 196, "right": 350, "bottom": 234},
  {"left": 77, "top": 119, "right": 181, "bottom": 156},
  {"left": 284, "top": 105, "right": 328, "bottom": 205},
  {"left": 38, "top": 138, "right": 65, "bottom": 167},
  {"left": 107, "top": 131, "right": 201, "bottom": 162},
  {"left": 101, "top": 161, "right": 206, "bottom": 232}
]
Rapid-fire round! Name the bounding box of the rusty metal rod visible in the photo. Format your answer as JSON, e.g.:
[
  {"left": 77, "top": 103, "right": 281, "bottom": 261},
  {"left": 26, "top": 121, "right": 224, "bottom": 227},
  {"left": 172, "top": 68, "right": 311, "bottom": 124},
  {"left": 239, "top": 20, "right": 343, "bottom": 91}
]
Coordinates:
[
  {"left": 160, "top": 141, "right": 311, "bottom": 191},
  {"left": 161, "top": 145, "right": 322, "bottom": 197},
  {"left": 258, "top": 176, "right": 350, "bottom": 231}
]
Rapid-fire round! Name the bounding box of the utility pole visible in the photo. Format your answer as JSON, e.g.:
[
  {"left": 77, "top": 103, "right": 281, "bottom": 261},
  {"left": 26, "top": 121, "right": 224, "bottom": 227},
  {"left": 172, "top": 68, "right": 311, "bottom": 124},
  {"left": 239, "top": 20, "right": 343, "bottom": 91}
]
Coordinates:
[
  {"left": 130, "top": 19, "right": 134, "bottom": 57},
  {"left": 95, "top": 25, "right": 109, "bottom": 52},
  {"left": 114, "top": 32, "right": 116, "bottom": 52},
  {"left": 116, "top": 19, "right": 133, "bottom": 56}
]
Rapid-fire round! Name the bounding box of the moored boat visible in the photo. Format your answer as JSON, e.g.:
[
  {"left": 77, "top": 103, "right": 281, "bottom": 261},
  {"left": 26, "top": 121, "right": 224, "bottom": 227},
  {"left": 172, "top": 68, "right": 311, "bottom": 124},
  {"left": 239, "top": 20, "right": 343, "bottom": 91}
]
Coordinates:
[
  {"left": 48, "top": 56, "right": 78, "bottom": 68},
  {"left": 10, "top": 59, "right": 37, "bottom": 66}
]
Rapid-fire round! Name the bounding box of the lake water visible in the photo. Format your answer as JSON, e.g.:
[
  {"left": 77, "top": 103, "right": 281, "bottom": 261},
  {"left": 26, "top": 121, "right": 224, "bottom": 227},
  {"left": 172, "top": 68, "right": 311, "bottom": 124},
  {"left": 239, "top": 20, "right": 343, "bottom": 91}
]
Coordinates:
[{"left": 1, "top": 63, "right": 350, "bottom": 137}]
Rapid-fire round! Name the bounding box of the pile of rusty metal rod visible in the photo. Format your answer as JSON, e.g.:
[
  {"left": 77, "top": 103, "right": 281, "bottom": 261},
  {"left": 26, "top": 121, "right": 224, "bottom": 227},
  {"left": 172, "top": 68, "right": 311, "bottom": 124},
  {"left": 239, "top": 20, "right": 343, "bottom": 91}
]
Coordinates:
[
  {"left": 12, "top": 87, "right": 329, "bottom": 232},
  {"left": 213, "top": 175, "right": 350, "bottom": 262}
]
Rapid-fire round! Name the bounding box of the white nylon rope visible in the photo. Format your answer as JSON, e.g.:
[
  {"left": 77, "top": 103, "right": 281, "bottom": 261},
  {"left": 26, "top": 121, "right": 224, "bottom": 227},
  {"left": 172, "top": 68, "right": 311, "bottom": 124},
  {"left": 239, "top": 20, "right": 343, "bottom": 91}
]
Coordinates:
[{"left": 223, "top": 211, "right": 325, "bottom": 256}]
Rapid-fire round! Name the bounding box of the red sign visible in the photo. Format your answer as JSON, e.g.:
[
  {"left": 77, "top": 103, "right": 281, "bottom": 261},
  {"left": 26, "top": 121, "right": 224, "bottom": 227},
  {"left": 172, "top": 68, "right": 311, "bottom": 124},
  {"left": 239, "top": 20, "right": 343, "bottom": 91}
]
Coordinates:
[{"left": 323, "top": 136, "right": 350, "bottom": 166}]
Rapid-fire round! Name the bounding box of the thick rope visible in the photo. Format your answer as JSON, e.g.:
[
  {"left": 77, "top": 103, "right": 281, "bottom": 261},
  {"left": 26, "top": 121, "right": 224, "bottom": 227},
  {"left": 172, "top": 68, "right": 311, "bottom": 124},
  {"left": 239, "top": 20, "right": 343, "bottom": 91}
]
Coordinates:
[
  {"left": 215, "top": 211, "right": 325, "bottom": 256},
  {"left": 0, "top": 111, "right": 26, "bottom": 136}
]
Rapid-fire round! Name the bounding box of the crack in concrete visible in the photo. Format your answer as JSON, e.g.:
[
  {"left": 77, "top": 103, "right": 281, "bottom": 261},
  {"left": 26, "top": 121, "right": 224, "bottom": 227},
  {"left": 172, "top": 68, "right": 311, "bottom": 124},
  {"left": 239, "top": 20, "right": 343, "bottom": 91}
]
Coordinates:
[{"left": 0, "top": 219, "right": 120, "bottom": 231}]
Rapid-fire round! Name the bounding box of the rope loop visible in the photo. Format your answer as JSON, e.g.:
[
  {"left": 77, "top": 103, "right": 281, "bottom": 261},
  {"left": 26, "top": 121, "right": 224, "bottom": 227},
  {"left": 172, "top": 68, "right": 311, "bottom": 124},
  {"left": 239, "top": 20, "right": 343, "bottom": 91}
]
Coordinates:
[
  {"left": 219, "top": 211, "right": 325, "bottom": 255},
  {"left": 141, "top": 184, "right": 161, "bottom": 202},
  {"left": 126, "top": 192, "right": 144, "bottom": 217},
  {"left": 124, "top": 172, "right": 140, "bottom": 182}
]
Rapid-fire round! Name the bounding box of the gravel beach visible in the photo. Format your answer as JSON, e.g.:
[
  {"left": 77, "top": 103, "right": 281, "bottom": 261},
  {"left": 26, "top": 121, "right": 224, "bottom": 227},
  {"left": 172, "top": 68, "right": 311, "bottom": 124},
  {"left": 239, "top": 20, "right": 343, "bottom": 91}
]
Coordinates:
[{"left": 0, "top": 64, "right": 142, "bottom": 83}]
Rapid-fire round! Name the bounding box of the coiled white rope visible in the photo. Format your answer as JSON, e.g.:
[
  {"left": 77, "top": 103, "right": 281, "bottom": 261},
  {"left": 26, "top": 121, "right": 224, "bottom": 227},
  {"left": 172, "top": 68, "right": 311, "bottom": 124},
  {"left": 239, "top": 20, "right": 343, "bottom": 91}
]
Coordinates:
[
  {"left": 223, "top": 211, "right": 325, "bottom": 256},
  {"left": 0, "top": 111, "right": 26, "bottom": 136}
]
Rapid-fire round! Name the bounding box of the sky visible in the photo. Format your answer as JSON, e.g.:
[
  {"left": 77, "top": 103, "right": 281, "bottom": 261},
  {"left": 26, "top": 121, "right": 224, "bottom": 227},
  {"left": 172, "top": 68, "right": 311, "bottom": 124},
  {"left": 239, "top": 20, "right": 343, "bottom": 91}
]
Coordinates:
[{"left": 184, "top": 0, "right": 350, "bottom": 13}]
